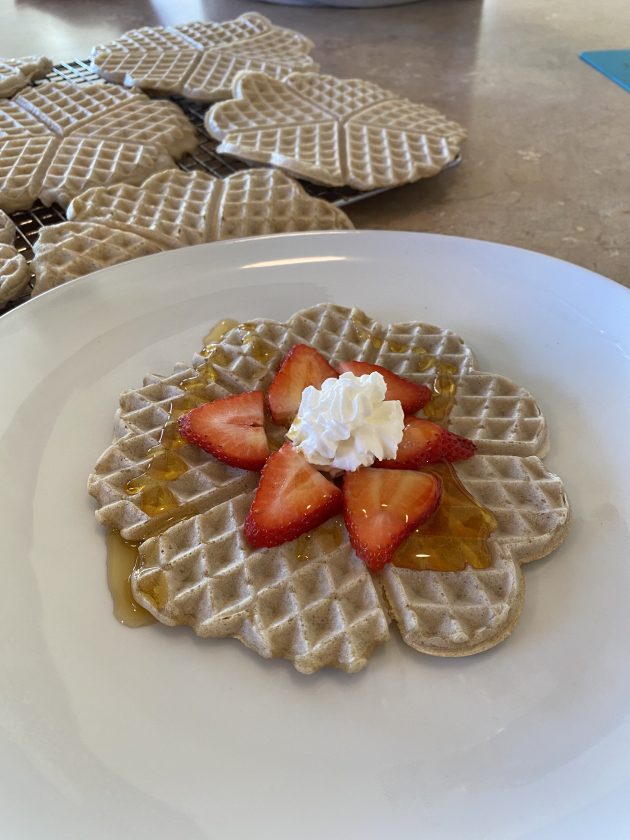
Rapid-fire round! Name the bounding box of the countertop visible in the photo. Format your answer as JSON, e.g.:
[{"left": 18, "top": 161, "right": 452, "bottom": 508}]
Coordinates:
[{"left": 2, "top": 0, "right": 628, "bottom": 287}]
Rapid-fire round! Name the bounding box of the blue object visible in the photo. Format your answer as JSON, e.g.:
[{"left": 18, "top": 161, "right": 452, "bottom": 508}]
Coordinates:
[{"left": 580, "top": 50, "right": 630, "bottom": 93}]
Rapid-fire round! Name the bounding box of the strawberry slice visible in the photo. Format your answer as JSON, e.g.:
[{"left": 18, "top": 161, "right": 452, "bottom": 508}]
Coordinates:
[
  {"left": 267, "top": 344, "right": 337, "bottom": 426},
  {"left": 378, "top": 417, "right": 476, "bottom": 469},
  {"left": 337, "top": 360, "right": 431, "bottom": 414},
  {"left": 244, "top": 443, "right": 343, "bottom": 548},
  {"left": 343, "top": 468, "right": 442, "bottom": 570},
  {"left": 178, "top": 390, "right": 269, "bottom": 470}
]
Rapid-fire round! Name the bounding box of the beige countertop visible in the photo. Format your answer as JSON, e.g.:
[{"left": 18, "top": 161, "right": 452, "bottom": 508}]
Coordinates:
[{"left": 2, "top": 0, "right": 628, "bottom": 286}]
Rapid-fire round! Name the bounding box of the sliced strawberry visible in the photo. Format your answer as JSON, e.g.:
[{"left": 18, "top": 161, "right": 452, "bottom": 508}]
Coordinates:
[
  {"left": 337, "top": 360, "right": 431, "bottom": 414},
  {"left": 267, "top": 344, "right": 337, "bottom": 426},
  {"left": 178, "top": 390, "right": 269, "bottom": 470},
  {"left": 244, "top": 443, "right": 342, "bottom": 548},
  {"left": 343, "top": 468, "right": 442, "bottom": 570},
  {"left": 378, "top": 417, "right": 476, "bottom": 469}
]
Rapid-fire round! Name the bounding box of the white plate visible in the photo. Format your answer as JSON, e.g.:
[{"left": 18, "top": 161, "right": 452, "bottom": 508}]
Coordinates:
[{"left": 1, "top": 231, "right": 629, "bottom": 840}]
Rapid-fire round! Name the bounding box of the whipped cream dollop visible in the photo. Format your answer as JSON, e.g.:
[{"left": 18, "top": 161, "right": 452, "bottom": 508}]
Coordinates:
[{"left": 287, "top": 371, "right": 404, "bottom": 472}]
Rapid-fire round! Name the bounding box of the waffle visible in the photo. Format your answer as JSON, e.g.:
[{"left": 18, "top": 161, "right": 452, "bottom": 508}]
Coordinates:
[
  {"left": 214, "top": 168, "right": 354, "bottom": 239},
  {"left": 71, "top": 98, "right": 199, "bottom": 160},
  {"left": 39, "top": 136, "right": 175, "bottom": 209},
  {"left": 66, "top": 169, "right": 219, "bottom": 247},
  {"left": 91, "top": 47, "right": 200, "bottom": 96},
  {"left": 206, "top": 71, "right": 466, "bottom": 190},
  {"left": 0, "top": 135, "right": 59, "bottom": 212},
  {"left": 90, "top": 13, "right": 318, "bottom": 102},
  {"left": 0, "top": 243, "right": 30, "bottom": 306},
  {"left": 0, "top": 209, "right": 15, "bottom": 245},
  {"left": 88, "top": 304, "right": 569, "bottom": 673},
  {"left": 31, "top": 220, "right": 167, "bottom": 295},
  {"left": 0, "top": 55, "right": 53, "bottom": 98},
  {"left": 0, "top": 99, "right": 53, "bottom": 137},
  {"left": 65, "top": 167, "right": 352, "bottom": 250},
  {"left": 14, "top": 81, "right": 142, "bottom": 136}
]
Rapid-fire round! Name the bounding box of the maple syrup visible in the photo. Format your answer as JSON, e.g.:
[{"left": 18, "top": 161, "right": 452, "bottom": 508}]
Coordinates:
[
  {"left": 113, "top": 318, "right": 242, "bottom": 625},
  {"left": 106, "top": 531, "right": 155, "bottom": 627},
  {"left": 393, "top": 462, "right": 497, "bottom": 572},
  {"left": 351, "top": 317, "right": 382, "bottom": 348},
  {"left": 133, "top": 565, "right": 169, "bottom": 612},
  {"left": 203, "top": 318, "right": 239, "bottom": 347},
  {"left": 295, "top": 520, "right": 344, "bottom": 561}
]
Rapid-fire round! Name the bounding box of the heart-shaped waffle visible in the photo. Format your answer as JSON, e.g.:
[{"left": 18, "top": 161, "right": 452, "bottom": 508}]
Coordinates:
[
  {"left": 33, "top": 169, "right": 352, "bottom": 293},
  {"left": 90, "top": 12, "right": 318, "bottom": 102},
  {"left": 205, "top": 71, "right": 466, "bottom": 190},
  {"left": 88, "top": 304, "right": 569, "bottom": 673}
]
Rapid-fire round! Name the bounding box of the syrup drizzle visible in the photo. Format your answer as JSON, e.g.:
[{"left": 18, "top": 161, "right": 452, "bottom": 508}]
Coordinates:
[
  {"left": 106, "top": 531, "right": 154, "bottom": 627},
  {"left": 108, "top": 317, "right": 239, "bottom": 622},
  {"left": 392, "top": 463, "right": 497, "bottom": 572},
  {"left": 295, "top": 520, "right": 344, "bottom": 562},
  {"left": 367, "top": 325, "right": 497, "bottom": 570}
]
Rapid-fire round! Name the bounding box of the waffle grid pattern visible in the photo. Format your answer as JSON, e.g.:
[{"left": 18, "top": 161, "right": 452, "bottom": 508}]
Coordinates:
[
  {"left": 133, "top": 499, "right": 389, "bottom": 673},
  {"left": 90, "top": 13, "right": 319, "bottom": 102},
  {"left": 88, "top": 304, "right": 570, "bottom": 671},
  {"left": 39, "top": 136, "right": 175, "bottom": 209}
]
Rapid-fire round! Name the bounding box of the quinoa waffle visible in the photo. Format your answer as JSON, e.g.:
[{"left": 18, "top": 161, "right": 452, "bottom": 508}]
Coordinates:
[
  {"left": 88, "top": 304, "right": 569, "bottom": 673},
  {"left": 90, "top": 13, "right": 317, "bottom": 103},
  {"left": 205, "top": 71, "right": 466, "bottom": 190},
  {"left": 14, "top": 81, "right": 142, "bottom": 136},
  {"left": 39, "top": 136, "right": 175, "bottom": 209},
  {"left": 73, "top": 98, "right": 199, "bottom": 160},
  {"left": 62, "top": 167, "right": 352, "bottom": 257},
  {"left": 0, "top": 99, "right": 53, "bottom": 138},
  {"left": 31, "top": 168, "right": 352, "bottom": 296},
  {"left": 0, "top": 81, "right": 198, "bottom": 214},
  {"left": 0, "top": 134, "right": 59, "bottom": 212}
]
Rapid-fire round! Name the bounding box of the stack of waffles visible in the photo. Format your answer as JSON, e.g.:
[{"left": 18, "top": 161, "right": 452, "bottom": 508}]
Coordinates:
[{"left": 88, "top": 303, "right": 569, "bottom": 674}]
